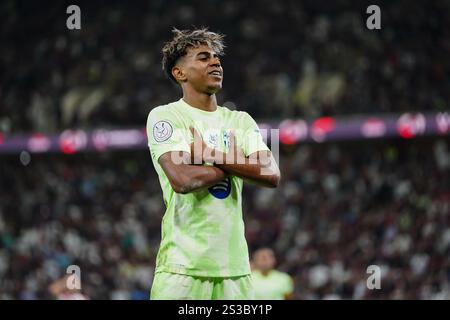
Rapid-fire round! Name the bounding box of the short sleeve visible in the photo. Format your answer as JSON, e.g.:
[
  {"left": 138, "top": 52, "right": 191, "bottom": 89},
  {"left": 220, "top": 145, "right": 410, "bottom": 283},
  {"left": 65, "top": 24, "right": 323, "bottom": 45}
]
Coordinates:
[
  {"left": 146, "top": 106, "right": 190, "bottom": 162},
  {"left": 240, "top": 112, "right": 270, "bottom": 157}
]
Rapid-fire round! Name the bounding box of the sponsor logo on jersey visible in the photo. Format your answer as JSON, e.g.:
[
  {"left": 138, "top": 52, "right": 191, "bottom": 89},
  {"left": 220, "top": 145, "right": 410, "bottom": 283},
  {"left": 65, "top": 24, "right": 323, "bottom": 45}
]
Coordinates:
[{"left": 208, "top": 177, "right": 232, "bottom": 199}]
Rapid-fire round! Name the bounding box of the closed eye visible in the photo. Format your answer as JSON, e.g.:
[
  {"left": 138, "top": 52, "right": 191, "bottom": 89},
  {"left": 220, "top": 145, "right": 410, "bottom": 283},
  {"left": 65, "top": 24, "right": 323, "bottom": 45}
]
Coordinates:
[{"left": 196, "top": 52, "right": 220, "bottom": 63}]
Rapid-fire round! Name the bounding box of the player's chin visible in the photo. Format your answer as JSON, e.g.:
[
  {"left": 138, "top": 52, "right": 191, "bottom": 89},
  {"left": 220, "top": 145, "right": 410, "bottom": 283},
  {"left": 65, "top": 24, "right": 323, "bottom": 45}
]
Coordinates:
[{"left": 206, "top": 82, "right": 222, "bottom": 94}]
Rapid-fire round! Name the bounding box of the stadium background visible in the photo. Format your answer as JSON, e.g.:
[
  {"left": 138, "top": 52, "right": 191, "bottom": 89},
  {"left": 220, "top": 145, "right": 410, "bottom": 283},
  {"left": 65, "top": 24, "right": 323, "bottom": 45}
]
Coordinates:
[{"left": 0, "top": 0, "right": 449, "bottom": 299}]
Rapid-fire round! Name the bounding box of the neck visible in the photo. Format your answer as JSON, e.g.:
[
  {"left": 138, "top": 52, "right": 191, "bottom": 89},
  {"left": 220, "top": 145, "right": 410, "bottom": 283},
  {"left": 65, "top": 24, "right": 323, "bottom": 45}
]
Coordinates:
[
  {"left": 182, "top": 86, "right": 218, "bottom": 112},
  {"left": 261, "top": 270, "right": 271, "bottom": 276}
]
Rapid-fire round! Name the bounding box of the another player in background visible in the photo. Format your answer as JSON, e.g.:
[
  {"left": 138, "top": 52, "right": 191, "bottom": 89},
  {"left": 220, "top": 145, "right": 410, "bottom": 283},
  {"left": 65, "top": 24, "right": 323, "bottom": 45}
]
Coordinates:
[
  {"left": 146, "top": 28, "right": 280, "bottom": 300},
  {"left": 251, "top": 248, "right": 294, "bottom": 300}
]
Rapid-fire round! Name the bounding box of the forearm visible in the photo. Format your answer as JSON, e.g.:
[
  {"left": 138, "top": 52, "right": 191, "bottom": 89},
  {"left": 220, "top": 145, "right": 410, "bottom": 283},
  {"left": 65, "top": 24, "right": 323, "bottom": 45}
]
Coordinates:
[
  {"left": 206, "top": 149, "right": 280, "bottom": 188},
  {"left": 159, "top": 151, "right": 228, "bottom": 194},
  {"left": 174, "top": 164, "right": 227, "bottom": 194},
  {"left": 216, "top": 160, "right": 278, "bottom": 188}
]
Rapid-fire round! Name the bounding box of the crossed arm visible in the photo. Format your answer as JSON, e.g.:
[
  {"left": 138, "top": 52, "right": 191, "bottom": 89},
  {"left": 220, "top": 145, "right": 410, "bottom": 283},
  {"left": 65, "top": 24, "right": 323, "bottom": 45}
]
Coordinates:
[
  {"left": 159, "top": 129, "right": 280, "bottom": 194},
  {"left": 159, "top": 151, "right": 228, "bottom": 194}
]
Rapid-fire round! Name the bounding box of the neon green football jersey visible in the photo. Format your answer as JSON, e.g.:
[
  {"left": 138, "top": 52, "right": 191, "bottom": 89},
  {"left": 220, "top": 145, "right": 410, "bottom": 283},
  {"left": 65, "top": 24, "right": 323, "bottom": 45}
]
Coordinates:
[
  {"left": 146, "top": 98, "right": 269, "bottom": 277},
  {"left": 252, "top": 270, "right": 294, "bottom": 300}
]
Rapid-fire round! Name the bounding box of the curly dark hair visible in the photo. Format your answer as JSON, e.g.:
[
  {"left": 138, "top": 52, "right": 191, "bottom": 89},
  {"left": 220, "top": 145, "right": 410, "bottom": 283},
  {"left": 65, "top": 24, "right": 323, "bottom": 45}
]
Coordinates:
[{"left": 162, "top": 28, "right": 226, "bottom": 84}]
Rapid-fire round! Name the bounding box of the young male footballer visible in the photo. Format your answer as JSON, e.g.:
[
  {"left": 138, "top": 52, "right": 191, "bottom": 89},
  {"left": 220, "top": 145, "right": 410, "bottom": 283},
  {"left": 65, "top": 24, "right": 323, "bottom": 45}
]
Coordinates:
[{"left": 146, "top": 28, "right": 280, "bottom": 300}]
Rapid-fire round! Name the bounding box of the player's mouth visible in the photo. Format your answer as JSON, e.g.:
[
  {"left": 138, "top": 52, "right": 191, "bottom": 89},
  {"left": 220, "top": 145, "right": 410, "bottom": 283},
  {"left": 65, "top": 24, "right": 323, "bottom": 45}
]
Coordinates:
[{"left": 208, "top": 70, "right": 222, "bottom": 79}]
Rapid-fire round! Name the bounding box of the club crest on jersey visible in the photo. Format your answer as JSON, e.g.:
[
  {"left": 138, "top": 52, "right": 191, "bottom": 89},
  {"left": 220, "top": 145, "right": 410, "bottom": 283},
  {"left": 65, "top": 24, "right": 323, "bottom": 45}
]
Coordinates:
[
  {"left": 208, "top": 177, "right": 231, "bottom": 199},
  {"left": 153, "top": 120, "right": 173, "bottom": 142},
  {"left": 208, "top": 132, "right": 219, "bottom": 149}
]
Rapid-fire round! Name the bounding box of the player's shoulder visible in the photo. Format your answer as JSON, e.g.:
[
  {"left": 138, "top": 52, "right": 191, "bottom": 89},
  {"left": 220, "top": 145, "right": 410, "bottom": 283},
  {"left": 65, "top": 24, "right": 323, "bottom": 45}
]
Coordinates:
[
  {"left": 146, "top": 101, "right": 186, "bottom": 126},
  {"left": 272, "top": 270, "right": 292, "bottom": 281},
  {"left": 219, "top": 105, "right": 255, "bottom": 123},
  {"left": 219, "top": 105, "right": 249, "bottom": 116},
  {"left": 147, "top": 101, "right": 179, "bottom": 117}
]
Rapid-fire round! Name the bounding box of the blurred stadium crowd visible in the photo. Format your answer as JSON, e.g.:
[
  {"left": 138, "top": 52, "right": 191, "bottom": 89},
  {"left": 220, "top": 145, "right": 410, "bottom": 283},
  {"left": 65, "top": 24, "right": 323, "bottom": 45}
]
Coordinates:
[
  {"left": 1, "top": 0, "right": 450, "bottom": 300},
  {"left": 1, "top": 138, "right": 449, "bottom": 299},
  {"left": 1, "top": 0, "right": 449, "bottom": 134}
]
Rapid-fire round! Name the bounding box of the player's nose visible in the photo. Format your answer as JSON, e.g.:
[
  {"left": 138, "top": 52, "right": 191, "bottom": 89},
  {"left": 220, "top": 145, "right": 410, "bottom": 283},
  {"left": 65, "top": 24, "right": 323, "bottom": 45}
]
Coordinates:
[{"left": 210, "top": 57, "right": 221, "bottom": 67}]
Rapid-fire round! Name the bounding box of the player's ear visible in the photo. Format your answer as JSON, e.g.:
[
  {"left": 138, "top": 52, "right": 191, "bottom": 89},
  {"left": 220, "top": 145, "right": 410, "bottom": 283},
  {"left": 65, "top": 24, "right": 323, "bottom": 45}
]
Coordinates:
[{"left": 172, "top": 65, "right": 187, "bottom": 83}]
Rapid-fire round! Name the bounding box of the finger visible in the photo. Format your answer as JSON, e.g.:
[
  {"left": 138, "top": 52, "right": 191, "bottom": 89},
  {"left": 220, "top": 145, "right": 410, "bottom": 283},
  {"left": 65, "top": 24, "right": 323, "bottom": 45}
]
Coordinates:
[
  {"left": 190, "top": 126, "right": 202, "bottom": 141},
  {"left": 189, "top": 127, "right": 203, "bottom": 164},
  {"left": 228, "top": 130, "right": 236, "bottom": 147}
]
